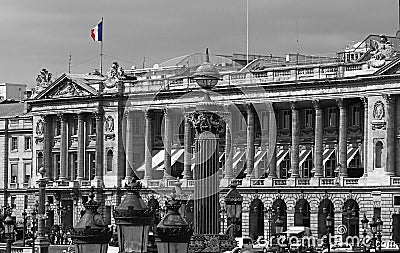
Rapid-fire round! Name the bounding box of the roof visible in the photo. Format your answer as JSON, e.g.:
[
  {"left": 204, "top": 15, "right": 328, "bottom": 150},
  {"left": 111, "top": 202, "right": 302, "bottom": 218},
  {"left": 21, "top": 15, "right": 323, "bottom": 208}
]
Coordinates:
[{"left": 0, "top": 102, "right": 26, "bottom": 118}]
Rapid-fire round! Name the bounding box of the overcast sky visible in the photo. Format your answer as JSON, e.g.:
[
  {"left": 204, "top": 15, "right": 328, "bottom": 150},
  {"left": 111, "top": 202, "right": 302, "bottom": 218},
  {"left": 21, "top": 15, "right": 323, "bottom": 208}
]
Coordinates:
[{"left": 0, "top": 0, "right": 398, "bottom": 86}]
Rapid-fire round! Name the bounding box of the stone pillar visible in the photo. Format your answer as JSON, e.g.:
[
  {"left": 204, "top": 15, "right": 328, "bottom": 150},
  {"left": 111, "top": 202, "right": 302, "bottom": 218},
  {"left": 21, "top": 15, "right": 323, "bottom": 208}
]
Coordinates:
[
  {"left": 268, "top": 111, "right": 277, "bottom": 179},
  {"left": 163, "top": 108, "right": 173, "bottom": 179},
  {"left": 361, "top": 97, "right": 368, "bottom": 177},
  {"left": 188, "top": 111, "right": 222, "bottom": 235},
  {"left": 246, "top": 105, "right": 255, "bottom": 178},
  {"left": 43, "top": 116, "right": 52, "bottom": 179},
  {"left": 144, "top": 110, "right": 153, "bottom": 180},
  {"left": 313, "top": 100, "right": 323, "bottom": 177},
  {"left": 384, "top": 94, "right": 396, "bottom": 175},
  {"left": 125, "top": 111, "right": 134, "bottom": 180},
  {"left": 290, "top": 102, "right": 300, "bottom": 178},
  {"left": 183, "top": 116, "right": 193, "bottom": 179},
  {"left": 94, "top": 108, "right": 104, "bottom": 185},
  {"left": 224, "top": 119, "right": 234, "bottom": 179},
  {"left": 59, "top": 114, "right": 67, "bottom": 181},
  {"left": 337, "top": 98, "right": 348, "bottom": 177},
  {"left": 268, "top": 147, "right": 277, "bottom": 178},
  {"left": 77, "top": 113, "right": 85, "bottom": 181}
]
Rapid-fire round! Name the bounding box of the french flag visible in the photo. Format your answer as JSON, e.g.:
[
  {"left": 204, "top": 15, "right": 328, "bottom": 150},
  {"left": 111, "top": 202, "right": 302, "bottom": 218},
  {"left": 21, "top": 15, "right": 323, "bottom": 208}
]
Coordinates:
[{"left": 90, "top": 19, "right": 103, "bottom": 42}]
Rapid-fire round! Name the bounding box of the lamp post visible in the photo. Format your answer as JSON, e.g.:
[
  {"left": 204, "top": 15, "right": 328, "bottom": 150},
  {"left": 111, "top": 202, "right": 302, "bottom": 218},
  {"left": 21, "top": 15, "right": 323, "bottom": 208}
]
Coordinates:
[
  {"left": 369, "top": 217, "right": 377, "bottom": 251},
  {"left": 376, "top": 217, "right": 383, "bottom": 252},
  {"left": 361, "top": 214, "right": 369, "bottom": 253},
  {"left": 113, "top": 177, "right": 154, "bottom": 253},
  {"left": 31, "top": 209, "right": 37, "bottom": 253},
  {"left": 326, "top": 213, "right": 333, "bottom": 253},
  {"left": 70, "top": 191, "right": 112, "bottom": 253},
  {"left": 3, "top": 213, "right": 15, "bottom": 253},
  {"left": 22, "top": 210, "right": 27, "bottom": 247},
  {"left": 35, "top": 167, "right": 50, "bottom": 253},
  {"left": 155, "top": 195, "right": 193, "bottom": 253},
  {"left": 224, "top": 184, "right": 243, "bottom": 238},
  {"left": 265, "top": 207, "right": 273, "bottom": 243},
  {"left": 219, "top": 207, "right": 226, "bottom": 233},
  {"left": 275, "top": 216, "right": 284, "bottom": 253}
]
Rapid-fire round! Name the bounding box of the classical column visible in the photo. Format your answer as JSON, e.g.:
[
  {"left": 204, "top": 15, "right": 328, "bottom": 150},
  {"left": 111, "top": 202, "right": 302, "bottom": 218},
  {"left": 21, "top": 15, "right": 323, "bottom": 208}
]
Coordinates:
[
  {"left": 313, "top": 100, "right": 323, "bottom": 177},
  {"left": 163, "top": 108, "right": 173, "bottom": 179},
  {"left": 144, "top": 110, "right": 153, "bottom": 180},
  {"left": 94, "top": 108, "right": 104, "bottom": 183},
  {"left": 384, "top": 94, "right": 396, "bottom": 175},
  {"left": 246, "top": 105, "right": 255, "bottom": 178},
  {"left": 268, "top": 110, "right": 277, "bottom": 178},
  {"left": 43, "top": 116, "right": 52, "bottom": 179},
  {"left": 183, "top": 116, "right": 193, "bottom": 179},
  {"left": 361, "top": 97, "right": 368, "bottom": 177},
  {"left": 268, "top": 147, "right": 277, "bottom": 178},
  {"left": 77, "top": 113, "right": 85, "bottom": 181},
  {"left": 337, "top": 98, "right": 348, "bottom": 177},
  {"left": 224, "top": 119, "right": 234, "bottom": 179},
  {"left": 59, "top": 114, "right": 67, "bottom": 181},
  {"left": 188, "top": 111, "right": 222, "bottom": 235},
  {"left": 290, "top": 102, "right": 300, "bottom": 178},
  {"left": 125, "top": 111, "right": 134, "bottom": 180}
]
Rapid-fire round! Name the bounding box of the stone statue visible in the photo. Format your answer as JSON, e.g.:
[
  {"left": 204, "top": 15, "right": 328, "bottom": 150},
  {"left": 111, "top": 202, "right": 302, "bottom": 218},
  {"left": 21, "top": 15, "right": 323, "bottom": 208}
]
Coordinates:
[
  {"left": 369, "top": 35, "right": 395, "bottom": 68},
  {"left": 104, "top": 62, "right": 124, "bottom": 89},
  {"left": 32, "top": 68, "right": 52, "bottom": 95}
]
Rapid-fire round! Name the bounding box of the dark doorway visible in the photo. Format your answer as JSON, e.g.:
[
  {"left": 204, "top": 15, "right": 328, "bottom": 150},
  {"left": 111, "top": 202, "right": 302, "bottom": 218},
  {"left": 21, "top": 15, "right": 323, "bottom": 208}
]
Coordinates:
[
  {"left": 61, "top": 200, "right": 73, "bottom": 229},
  {"left": 271, "top": 199, "right": 287, "bottom": 235},
  {"left": 392, "top": 214, "right": 400, "bottom": 243},
  {"left": 249, "top": 198, "right": 264, "bottom": 240},
  {"left": 342, "top": 199, "right": 359, "bottom": 240},
  {"left": 294, "top": 199, "right": 311, "bottom": 228},
  {"left": 318, "top": 199, "right": 335, "bottom": 238}
]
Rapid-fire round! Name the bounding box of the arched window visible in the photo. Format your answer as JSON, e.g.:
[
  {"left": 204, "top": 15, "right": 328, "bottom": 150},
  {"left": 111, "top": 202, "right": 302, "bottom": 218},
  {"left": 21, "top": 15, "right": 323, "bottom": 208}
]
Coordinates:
[
  {"left": 249, "top": 198, "right": 264, "bottom": 240},
  {"left": 342, "top": 199, "right": 359, "bottom": 240},
  {"left": 294, "top": 199, "right": 311, "bottom": 228},
  {"left": 375, "top": 141, "right": 383, "bottom": 168},
  {"left": 271, "top": 199, "right": 287, "bottom": 235},
  {"left": 318, "top": 199, "right": 335, "bottom": 238},
  {"left": 106, "top": 150, "right": 113, "bottom": 172}
]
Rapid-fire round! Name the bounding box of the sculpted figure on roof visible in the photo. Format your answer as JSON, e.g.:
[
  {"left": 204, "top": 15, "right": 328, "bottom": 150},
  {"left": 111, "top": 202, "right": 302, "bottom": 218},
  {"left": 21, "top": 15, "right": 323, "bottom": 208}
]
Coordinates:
[
  {"left": 104, "top": 61, "right": 124, "bottom": 89},
  {"left": 369, "top": 35, "right": 395, "bottom": 68},
  {"left": 32, "top": 68, "right": 52, "bottom": 95}
]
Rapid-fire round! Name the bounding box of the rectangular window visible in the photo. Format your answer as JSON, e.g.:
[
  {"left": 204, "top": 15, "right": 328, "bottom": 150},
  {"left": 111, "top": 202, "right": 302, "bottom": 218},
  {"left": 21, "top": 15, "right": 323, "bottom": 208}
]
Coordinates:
[
  {"left": 10, "top": 164, "right": 18, "bottom": 183},
  {"left": 55, "top": 118, "right": 61, "bottom": 136},
  {"left": 24, "top": 136, "right": 32, "bottom": 151},
  {"left": 282, "top": 110, "right": 290, "bottom": 129},
  {"left": 11, "top": 137, "right": 18, "bottom": 151},
  {"left": 54, "top": 154, "right": 61, "bottom": 178},
  {"left": 10, "top": 196, "right": 16, "bottom": 208},
  {"left": 351, "top": 106, "right": 361, "bottom": 126},
  {"left": 24, "top": 195, "right": 28, "bottom": 210},
  {"left": 71, "top": 117, "right": 78, "bottom": 135},
  {"left": 90, "top": 117, "right": 97, "bottom": 135},
  {"left": 89, "top": 153, "right": 96, "bottom": 180},
  {"left": 328, "top": 108, "right": 337, "bottom": 127},
  {"left": 23, "top": 163, "right": 31, "bottom": 183},
  {"left": 304, "top": 109, "right": 313, "bottom": 128},
  {"left": 261, "top": 111, "right": 268, "bottom": 130}
]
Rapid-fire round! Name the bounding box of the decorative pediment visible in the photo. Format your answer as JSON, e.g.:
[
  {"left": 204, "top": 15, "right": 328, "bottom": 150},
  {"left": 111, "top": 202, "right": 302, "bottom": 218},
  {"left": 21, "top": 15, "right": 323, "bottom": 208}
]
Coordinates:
[{"left": 34, "top": 73, "right": 100, "bottom": 99}]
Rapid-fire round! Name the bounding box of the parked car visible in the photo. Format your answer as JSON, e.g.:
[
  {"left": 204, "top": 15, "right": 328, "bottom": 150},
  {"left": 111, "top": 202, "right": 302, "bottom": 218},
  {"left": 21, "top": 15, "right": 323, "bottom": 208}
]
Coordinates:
[
  {"left": 227, "top": 237, "right": 253, "bottom": 253},
  {"left": 252, "top": 237, "right": 278, "bottom": 253},
  {"left": 322, "top": 244, "right": 354, "bottom": 253}
]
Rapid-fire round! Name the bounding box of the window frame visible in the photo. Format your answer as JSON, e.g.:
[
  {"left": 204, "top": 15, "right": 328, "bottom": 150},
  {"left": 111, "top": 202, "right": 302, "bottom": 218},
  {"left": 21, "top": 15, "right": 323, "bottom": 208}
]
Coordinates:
[
  {"left": 10, "top": 163, "right": 18, "bottom": 184},
  {"left": 24, "top": 136, "right": 32, "bottom": 151},
  {"left": 11, "top": 136, "right": 18, "bottom": 152}
]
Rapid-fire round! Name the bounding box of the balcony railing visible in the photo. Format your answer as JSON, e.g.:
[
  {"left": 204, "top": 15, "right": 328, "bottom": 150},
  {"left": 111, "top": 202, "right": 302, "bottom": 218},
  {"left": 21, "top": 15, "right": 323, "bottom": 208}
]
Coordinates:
[
  {"left": 296, "top": 178, "right": 310, "bottom": 186},
  {"left": 250, "top": 179, "right": 265, "bottom": 186},
  {"left": 230, "top": 179, "right": 243, "bottom": 186},
  {"left": 147, "top": 180, "right": 161, "bottom": 188},
  {"left": 320, "top": 178, "right": 336, "bottom": 186},
  {"left": 344, "top": 178, "right": 359, "bottom": 186},
  {"left": 273, "top": 179, "right": 287, "bottom": 186},
  {"left": 391, "top": 177, "right": 400, "bottom": 185},
  {"left": 80, "top": 180, "right": 91, "bottom": 187}
]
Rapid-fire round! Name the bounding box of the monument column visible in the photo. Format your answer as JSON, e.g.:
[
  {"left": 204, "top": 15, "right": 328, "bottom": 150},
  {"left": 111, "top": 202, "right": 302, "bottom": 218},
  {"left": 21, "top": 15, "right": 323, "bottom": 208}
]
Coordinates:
[
  {"left": 144, "top": 110, "right": 153, "bottom": 180},
  {"left": 163, "top": 108, "right": 173, "bottom": 179},
  {"left": 94, "top": 108, "right": 104, "bottom": 185},
  {"left": 384, "top": 94, "right": 396, "bottom": 175},
  {"left": 313, "top": 100, "right": 323, "bottom": 177},
  {"left": 361, "top": 97, "right": 368, "bottom": 177},
  {"left": 337, "top": 98, "right": 348, "bottom": 177},
  {"left": 183, "top": 115, "right": 193, "bottom": 179},
  {"left": 77, "top": 113, "right": 85, "bottom": 181},
  {"left": 59, "top": 114, "right": 67, "bottom": 181},
  {"left": 246, "top": 105, "right": 255, "bottom": 178},
  {"left": 290, "top": 102, "right": 300, "bottom": 178},
  {"left": 125, "top": 111, "right": 134, "bottom": 180}
]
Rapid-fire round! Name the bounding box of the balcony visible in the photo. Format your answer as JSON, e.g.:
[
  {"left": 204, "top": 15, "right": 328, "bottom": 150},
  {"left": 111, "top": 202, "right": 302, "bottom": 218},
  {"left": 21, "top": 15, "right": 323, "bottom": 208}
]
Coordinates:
[
  {"left": 343, "top": 178, "right": 359, "bottom": 186},
  {"left": 391, "top": 177, "right": 400, "bottom": 185}
]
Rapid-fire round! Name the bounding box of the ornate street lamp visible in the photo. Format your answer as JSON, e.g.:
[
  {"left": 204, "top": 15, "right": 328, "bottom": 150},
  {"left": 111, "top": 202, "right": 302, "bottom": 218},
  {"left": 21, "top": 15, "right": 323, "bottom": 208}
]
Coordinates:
[
  {"left": 326, "top": 213, "right": 333, "bottom": 253},
  {"left": 113, "top": 177, "right": 154, "bottom": 253},
  {"left": 31, "top": 209, "right": 37, "bottom": 253},
  {"left": 70, "top": 191, "right": 112, "bottom": 253},
  {"left": 224, "top": 184, "right": 243, "bottom": 237},
  {"left": 3, "top": 213, "right": 15, "bottom": 253},
  {"left": 192, "top": 48, "right": 221, "bottom": 90},
  {"left": 275, "top": 216, "right": 284, "bottom": 253},
  {"left": 265, "top": 206, "right": 274, "bottom": 242},
  {"left": 155, "top": 195, "right": 193, "bottom": 253},
  {"left": 361, "top": 214, "right": 369, "bottom": 253},
  {"left": 369, "top": 217, "right": 377, "bottom": 251},
  {"left": 376, "top": 217, "right": 383, "bottom": 252},
  {"left": 22, "top": 210, "right": 27, "bottom": 247}
]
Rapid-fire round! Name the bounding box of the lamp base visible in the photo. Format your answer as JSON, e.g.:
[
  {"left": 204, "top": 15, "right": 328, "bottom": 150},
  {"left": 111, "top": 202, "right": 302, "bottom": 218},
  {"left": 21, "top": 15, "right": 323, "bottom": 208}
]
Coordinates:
[
  {"left": 187, "top": 234, "right": 236, "bottom": 253},
  {"left": 35, "top": 237, "right": 50, "bottom": 253}
]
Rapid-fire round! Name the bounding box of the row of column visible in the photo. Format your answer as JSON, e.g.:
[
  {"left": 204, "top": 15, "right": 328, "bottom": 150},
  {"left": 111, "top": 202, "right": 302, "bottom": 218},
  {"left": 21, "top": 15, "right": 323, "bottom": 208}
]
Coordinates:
[
  {"left": 42, "top": 108, "right": 104, "bottom": 183},
  {"left": 125, "top": 95, "right": 396, "bottom": 180}
]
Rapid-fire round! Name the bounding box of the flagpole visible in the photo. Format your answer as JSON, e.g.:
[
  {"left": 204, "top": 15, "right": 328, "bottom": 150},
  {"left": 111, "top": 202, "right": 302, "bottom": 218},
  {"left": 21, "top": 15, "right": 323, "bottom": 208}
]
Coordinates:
[{"left": 100, "top": 17, "right": 103, "bottom": 75}]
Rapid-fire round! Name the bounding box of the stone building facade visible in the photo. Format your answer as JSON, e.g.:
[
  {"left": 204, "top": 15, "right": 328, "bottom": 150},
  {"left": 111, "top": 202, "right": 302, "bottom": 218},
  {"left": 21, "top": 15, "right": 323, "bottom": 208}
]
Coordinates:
[{"left": 1, "top": 34, "right": 400, "bottom": 244}]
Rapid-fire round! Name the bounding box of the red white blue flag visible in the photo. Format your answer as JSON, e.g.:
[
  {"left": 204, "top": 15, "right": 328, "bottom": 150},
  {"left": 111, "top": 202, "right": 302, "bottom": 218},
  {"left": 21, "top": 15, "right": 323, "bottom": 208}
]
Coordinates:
[{"left": 90, "top": 19, "right": 103, "bottom": 41}]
